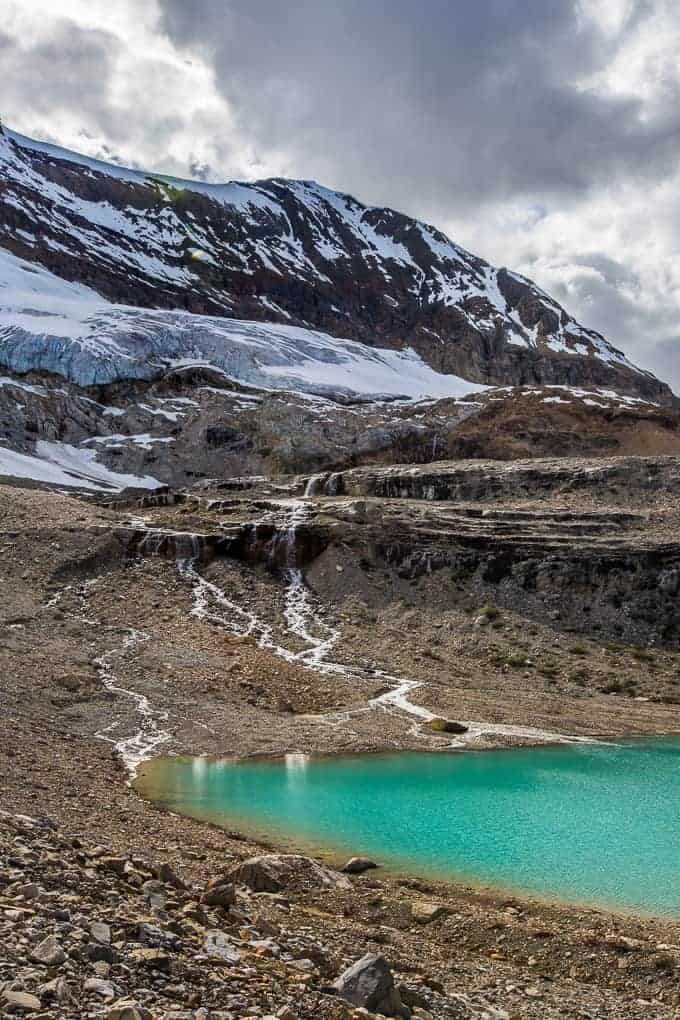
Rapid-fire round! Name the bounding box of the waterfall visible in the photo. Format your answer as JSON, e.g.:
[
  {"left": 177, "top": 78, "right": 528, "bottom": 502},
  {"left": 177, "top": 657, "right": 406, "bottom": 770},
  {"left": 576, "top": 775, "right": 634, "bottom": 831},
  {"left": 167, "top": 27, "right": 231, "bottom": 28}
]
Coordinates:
[
  {"left": 132, "top": 528, "right": 208, "bottom": 562},
  {"left": 326, "top": 472, "right": 344, "bottom": 496},
  {"left": 265, "top": 500, "right": 309, "bottom": 568},
  {"left": 304, "top": 473, "right": 329, "bottom": 497},
  {"left": 303, "top": 472, "right": 344, "bottom": 497}
]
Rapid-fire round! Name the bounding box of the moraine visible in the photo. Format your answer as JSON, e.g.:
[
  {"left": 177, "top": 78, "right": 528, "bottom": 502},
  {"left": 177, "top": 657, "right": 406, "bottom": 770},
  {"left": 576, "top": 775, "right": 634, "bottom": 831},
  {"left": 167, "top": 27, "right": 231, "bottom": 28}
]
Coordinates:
[{"left": 137, "top": 739, "right": 680, "bottom": 917}]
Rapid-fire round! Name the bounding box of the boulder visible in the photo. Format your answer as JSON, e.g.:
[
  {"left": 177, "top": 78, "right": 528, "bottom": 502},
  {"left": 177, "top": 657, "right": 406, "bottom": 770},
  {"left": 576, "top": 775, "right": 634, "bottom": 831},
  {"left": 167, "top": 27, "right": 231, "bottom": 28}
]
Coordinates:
[
  {"left": 229, "top": 854, "right": 351, "bottom": 893},
  {"left": 202, "top": 930, "right": 241, "bottom": 964},
  {"left": 1, "top": 990, "right": 42, "bottom": 1012},
  {"left": 342, "top": 857, "right": 378, "bottom": 875},
  {"left": 424, "top": 718, "right": 469, "bottom": 735},
  {"left": 201, "top": 877, "right": 236, "bottom": 908},
  {"left": 333, "top": 953, "right": 410, "bottom": 1018},
  {"left": 30, "top": 934, "right": 67, "bottom": 966},
  {"left": 107, "top": 1000, "right": 153, "bottom": 1020}
]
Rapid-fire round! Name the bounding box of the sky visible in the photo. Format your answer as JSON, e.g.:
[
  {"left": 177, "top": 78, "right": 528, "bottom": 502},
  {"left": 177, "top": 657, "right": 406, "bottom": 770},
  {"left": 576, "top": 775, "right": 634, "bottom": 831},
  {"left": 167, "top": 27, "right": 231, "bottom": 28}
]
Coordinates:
[{"left": 2, "top": 0, "right": 680, "bottom": 389}]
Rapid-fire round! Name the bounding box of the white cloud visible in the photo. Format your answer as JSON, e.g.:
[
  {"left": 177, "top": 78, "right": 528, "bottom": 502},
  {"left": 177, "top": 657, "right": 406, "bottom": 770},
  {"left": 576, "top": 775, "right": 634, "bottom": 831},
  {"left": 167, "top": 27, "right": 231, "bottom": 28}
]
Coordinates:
[{"left": 0, "top": 0, "right": 286, "bottom": 182}]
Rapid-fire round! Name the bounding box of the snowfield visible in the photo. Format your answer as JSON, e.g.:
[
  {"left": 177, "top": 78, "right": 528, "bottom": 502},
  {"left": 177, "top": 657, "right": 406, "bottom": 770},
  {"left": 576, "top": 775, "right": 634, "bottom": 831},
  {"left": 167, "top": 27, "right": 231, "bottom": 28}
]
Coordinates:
[
  {"left": 0, "top": 440, "right": 162, "bottom": 491},
  {"left": 0, "top": 249, "right": 487, "bottom": 400}
]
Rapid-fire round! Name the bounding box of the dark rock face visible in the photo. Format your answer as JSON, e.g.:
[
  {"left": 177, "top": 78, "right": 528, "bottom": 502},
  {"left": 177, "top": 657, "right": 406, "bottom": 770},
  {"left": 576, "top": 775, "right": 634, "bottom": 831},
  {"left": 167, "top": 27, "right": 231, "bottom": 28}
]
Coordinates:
[
  {"left": 339, "top": 456, "right": 680, "bottom": 503},
  {"left": 0, "top": 125, "right": 673, "bottom": 405},
  {"left": 288, "top": 457, "right": 680, "bottom": 648}
]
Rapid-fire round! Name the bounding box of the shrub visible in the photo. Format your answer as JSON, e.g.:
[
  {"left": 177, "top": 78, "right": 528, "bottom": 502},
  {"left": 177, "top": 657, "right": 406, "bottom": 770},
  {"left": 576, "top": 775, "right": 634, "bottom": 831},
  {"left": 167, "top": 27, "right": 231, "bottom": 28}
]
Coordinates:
[{"left": 505, "top": 653, "right": 529, "bottom": 669}]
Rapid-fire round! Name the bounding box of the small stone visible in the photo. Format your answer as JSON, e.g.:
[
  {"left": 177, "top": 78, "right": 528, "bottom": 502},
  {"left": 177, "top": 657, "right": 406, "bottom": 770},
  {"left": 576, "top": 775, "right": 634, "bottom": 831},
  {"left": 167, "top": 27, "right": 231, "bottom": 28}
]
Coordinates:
[
  {"left": 84, "top": 978, "right": 116, "bottom": 1000},
  {"left": 201, "top": 878, "right": 236, "bottom": 908},
  {"left": 141, "top": 879, "right": 166, "bottom": 909},
  {"left": 40, "top": 977, "right": 72, "bottom": 1005},
  {"left": 129, "top": 947, "right": 173, "bottom": 972},
  {"left": 398, "top": 986, "right": 431, "bottom": 1012},
  {"left": 98, "top": 856, "right": 128, "bottom": 877},
  {"left": 30, "top": 934, "right": 67, "bottom": 966},
  {"left": 15, "top": 882, "right": 40, "bottom": 900},
  {"left": 155, "top": 862, "right": 187, "bottom": 890},
  {"left": 87, "top": 941, "right": 118, "bottom": 964},
  {"left": 411, "top": 901, "right": 451, "bottom": 924},
  {"left": 603, "top": 934, "right": 644, "bottom": 952},
  {"left": 91, "top": 921, "right": 112, "bottom": 944},
  {"left": 342, "top": 857, "right": 378, "bottom": 875}
]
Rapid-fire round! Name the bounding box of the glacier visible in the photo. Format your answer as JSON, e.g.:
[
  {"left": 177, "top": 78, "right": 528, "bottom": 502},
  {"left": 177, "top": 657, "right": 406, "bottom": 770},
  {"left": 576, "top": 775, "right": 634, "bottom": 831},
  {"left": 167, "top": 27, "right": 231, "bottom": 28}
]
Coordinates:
[{"left": 0, "top": 249, "right": 487, "bottom": 400}]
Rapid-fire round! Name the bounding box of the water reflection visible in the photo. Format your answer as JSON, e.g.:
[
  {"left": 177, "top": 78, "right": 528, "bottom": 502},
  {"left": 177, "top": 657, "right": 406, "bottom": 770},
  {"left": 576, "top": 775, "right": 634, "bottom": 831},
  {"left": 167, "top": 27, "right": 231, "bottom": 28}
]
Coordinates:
[
  {"left": 285, "top": 753, "right": 310, "bottom": 772},
  {"left": 136, "top": 740, "right": 680, "bottom": 916}
]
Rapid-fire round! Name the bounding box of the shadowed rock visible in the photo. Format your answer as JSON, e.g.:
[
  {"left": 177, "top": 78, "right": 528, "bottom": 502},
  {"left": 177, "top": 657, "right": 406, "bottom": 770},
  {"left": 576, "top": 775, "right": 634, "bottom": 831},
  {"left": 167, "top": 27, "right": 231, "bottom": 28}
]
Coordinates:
[{"left": 333, "top": 953, "right": 410, "bottom": 1018}]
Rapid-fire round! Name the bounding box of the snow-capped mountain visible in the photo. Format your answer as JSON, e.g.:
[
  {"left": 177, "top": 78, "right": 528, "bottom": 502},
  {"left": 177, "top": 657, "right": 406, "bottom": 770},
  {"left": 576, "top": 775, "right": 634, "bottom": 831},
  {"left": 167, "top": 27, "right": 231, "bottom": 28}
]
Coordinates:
[
  {"left": 0, "top": 124, "right": 672, "bottom": 405},
  {"left": 0, "top": 248, "right": 485, "bottom": 400}
]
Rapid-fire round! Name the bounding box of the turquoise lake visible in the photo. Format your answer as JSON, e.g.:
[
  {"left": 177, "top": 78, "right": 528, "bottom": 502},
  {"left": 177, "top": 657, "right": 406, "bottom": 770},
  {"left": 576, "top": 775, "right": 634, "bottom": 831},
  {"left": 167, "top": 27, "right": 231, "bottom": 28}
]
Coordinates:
[{"left": 137, "top": 738, "right": 680, "bottom": 916}]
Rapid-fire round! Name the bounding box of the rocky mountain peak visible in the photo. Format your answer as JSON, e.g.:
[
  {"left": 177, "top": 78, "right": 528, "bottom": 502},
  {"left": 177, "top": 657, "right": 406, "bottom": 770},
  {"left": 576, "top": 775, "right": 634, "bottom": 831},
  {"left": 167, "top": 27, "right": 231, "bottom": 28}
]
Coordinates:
[{"left": 0, "top": 124, "right": 674, "bottom": 406}]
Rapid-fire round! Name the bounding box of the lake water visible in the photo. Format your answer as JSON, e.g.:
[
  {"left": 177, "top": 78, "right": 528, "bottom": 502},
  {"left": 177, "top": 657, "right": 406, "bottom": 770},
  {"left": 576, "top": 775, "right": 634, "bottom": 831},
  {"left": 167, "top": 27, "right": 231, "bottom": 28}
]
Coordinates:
[{"left": 136, "top": 738, "right": 680, "bottom": 915}]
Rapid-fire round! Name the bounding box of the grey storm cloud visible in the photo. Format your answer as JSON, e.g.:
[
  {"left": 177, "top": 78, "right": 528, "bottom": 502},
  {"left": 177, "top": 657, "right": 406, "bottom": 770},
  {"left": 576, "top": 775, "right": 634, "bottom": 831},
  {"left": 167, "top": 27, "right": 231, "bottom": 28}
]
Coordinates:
[
  {"left": 2, "top": 20, "right": 121, "bottom": 122},
  {"left": 156, "top": 0, "right": 680, "bottom": 216},
  {"left": 532, "top": 252, "right": 680, "bottom": 392},
  {"left": 156, "top": 0, "right": 680, "bottom": 391}
]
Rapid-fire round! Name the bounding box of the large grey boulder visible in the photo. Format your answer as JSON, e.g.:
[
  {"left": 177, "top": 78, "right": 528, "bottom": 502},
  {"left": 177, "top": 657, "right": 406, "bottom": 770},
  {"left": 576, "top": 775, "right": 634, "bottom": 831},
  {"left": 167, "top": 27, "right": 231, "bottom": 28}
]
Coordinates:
[
  {"left": 229, "top": 854, "right": 351, "bottom": 894},
  {"left": 333, "top": 953, "right": 410, "bottom": 1018}
]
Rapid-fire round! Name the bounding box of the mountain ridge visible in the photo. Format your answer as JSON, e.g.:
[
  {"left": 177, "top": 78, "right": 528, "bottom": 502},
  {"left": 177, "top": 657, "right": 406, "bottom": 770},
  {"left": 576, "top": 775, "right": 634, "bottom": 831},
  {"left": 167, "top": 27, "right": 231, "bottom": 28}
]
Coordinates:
[{"left": 0, "top": 123, "right": 674, "bottom": 406}]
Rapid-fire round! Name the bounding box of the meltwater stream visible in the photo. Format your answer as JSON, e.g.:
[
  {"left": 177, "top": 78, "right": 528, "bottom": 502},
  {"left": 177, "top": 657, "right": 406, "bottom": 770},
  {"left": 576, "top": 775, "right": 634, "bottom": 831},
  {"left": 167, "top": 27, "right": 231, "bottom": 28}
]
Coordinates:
[{"left": 137, "top": 738, "right": 680, "bottom": 916}]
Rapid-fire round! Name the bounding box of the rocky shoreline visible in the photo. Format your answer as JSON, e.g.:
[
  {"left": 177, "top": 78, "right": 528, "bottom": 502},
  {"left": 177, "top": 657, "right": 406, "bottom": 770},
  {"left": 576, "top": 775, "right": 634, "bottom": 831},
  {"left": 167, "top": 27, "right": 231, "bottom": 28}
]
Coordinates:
[{"left": 4, "top": 783, "right": 680, "bottom": 1020}]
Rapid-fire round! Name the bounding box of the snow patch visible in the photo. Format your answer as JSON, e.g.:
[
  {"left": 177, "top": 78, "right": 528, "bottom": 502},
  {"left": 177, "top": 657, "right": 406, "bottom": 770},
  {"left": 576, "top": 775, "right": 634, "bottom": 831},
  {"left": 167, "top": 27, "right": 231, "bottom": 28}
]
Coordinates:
[{"left": 0, "top": 440, "right": 163, "bottom": 491}]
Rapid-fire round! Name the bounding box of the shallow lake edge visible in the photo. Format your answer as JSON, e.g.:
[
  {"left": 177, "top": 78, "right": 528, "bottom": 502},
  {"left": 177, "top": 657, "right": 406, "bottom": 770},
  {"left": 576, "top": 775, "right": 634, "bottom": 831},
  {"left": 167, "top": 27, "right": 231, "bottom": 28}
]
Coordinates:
[{"left": 134, "top": 734, "right": 680, "bottom": 923}]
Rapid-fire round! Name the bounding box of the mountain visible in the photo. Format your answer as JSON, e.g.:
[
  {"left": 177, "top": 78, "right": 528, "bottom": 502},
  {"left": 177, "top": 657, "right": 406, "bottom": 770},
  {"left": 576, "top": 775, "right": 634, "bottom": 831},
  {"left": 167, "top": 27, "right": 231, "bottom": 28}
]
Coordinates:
[
  {"left": 0, "top": 123, "right": 678, "bottom": 493},
  {"left": 0, "top": 124, "right": 673, "bottom": 405}
]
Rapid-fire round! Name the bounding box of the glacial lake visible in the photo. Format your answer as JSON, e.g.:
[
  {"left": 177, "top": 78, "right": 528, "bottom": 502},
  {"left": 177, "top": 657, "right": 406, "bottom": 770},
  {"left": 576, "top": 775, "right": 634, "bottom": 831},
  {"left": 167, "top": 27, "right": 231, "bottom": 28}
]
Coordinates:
[{"left": 136, "top": 738, "right": 680, "bottom": 916}]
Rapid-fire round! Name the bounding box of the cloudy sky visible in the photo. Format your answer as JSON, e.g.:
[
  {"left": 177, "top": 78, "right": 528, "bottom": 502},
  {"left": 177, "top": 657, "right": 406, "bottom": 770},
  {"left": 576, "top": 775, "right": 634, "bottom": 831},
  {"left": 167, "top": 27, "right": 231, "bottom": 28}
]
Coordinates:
[{"left": 2, "top": 0, "right": 680, "bottom": 389}]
